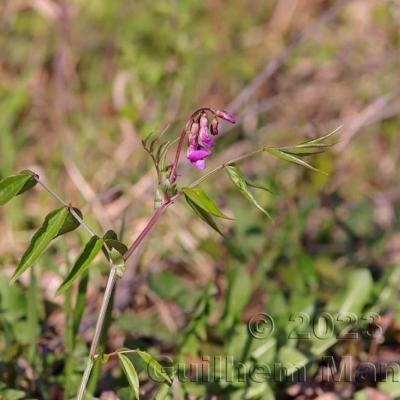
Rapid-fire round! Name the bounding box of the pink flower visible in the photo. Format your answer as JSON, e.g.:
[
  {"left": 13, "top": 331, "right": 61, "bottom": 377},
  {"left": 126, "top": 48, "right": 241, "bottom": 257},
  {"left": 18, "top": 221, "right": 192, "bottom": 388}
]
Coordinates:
[
  {"left": 186, "top": 145, "right": 212, "bottom": 162},
  {"left": 191, "top": 159, "right": 206, "bottom": 169},
  {"left": 200, "top": 126, "right": 215, "bottom": 147},
  {"left": 216, "top": 110, "right": 236, "bottom": 124}
]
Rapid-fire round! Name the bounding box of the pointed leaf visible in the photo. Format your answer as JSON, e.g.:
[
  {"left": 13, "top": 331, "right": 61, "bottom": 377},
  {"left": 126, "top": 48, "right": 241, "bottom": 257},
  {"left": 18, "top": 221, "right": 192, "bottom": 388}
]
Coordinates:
[
  {"left": 56, "top": 236, "right": 104, "bottom": 294},
  {"left": 181, "top": 187, "right": 232, "bottom": 219},
  {"left": 185, "top": 196, "right": 223, "bottom": 235},
  {"left": 118, "top": 353, "right": 139, "bottom": 399},
  {"left": 137, "top": 351, "right": 172, "bottom": 385},
  {"left": 11, "top": 207, "right": 69, "bottom": 284},
  {"left": 105, "top": 239, "right": 128, "bottom": 255},
  {"left": 0, "top": 170, "right": 38, "bottom": 205},
  {"left": 296, "top": 125, "right": 342, "bottom": 148},
  {"left": 225, "top": 165, "right": 271, "bottom": 219},
  {"left": 56, "top": 207, "right": 83, "bottom": 237},
  {"left": 246, "top": 180, "right": 273, "bottom": 194},
  {"left": 266, "top": 148, "right": 326, "bottom": 174}
]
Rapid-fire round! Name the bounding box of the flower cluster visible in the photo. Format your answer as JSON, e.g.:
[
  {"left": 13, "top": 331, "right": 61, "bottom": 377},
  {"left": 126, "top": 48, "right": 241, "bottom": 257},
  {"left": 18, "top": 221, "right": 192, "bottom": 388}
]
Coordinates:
[{"left": 186, "top": 110, "right": 236, "bottom": 169}]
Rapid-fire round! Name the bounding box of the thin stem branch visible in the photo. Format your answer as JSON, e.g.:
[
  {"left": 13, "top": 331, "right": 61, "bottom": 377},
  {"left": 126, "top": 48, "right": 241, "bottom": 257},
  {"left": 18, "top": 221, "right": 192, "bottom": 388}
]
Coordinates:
[
  {"left": 36, "top": 177, "right": 97, "bottom": 237},
  {"left": 77, "top": 267, "right": 118, "bottom": 400}
]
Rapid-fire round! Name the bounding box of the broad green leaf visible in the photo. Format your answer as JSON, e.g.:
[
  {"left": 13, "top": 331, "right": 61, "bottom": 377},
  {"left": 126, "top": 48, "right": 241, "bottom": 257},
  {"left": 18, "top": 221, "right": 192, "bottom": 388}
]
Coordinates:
[
  {"left": 266, "top": 147, "right": 326, "bottom": 174},
  {"left": 56, "top": 207, "right": 83, "bottom": 237},
  {"left": 181, "top": 187, "right": 232, "bottom": 219},
  {"left": 72, "top": 272, "right": 89, "bottom": 341},
  {"left": 311, "top": 269, "right": 373, "bottom": 355},
  {"left": 327, "top": 269, "right": 373, "bottom": 316},
  {"left": 11, "top": 207, "right": 69, "bottom": 284},
  {"left": 277, "top": 346, "right": 309, "bottom": 377},
  {"left": 118, "top": 353, "right": 139, "bottom": 399},
  {"left": 378, "top": 366, "right": 400, "bottom": 397},
  {"left": 224, "top": 264, "right": 252, "bottom": 319},
  {"left": 296, "top": 125, "right": 342, "bottom": 148},
  {"left": 152, "top": 383, "right": 171, "bottom": 400},
  {"left": 0, "top": 170, "right": 37, "bottom": 205},
  {"left": 56, "top": 236, "right": 104, "bottom": 294},
  {"left": 225, "top": 165, "right": 271, "bottom": 219},
  {"left": 185, "top": 196, "right": 223, "bottom": 235},
  {"left": 137, "top": 351, "right": 172, "bottom": 385}
]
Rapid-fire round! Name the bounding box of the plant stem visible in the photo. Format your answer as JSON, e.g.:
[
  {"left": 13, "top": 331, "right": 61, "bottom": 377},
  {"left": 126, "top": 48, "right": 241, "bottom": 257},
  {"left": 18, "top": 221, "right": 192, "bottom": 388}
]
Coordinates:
[
  {"left": 76, "top": 146, "right": 264, "bottom": 399},
  {"left": 77, "top": 202, "right": 169, "bottom": 399},
  {"left": 77, "top": 267, "right": 118, "bottom": 400}
]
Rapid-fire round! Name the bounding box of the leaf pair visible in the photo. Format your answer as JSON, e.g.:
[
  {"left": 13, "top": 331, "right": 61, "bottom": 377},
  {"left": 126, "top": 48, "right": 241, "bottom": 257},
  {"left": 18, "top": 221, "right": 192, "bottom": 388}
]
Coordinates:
[
  {"left": 0, "top": 170, "right": 38, "bottom": 206},
  {"left": 118, "top": 350, "right": 172, "bottom": 399},
  {"left": 225, "top": 165, "right": 271, "bottom": 219},
  {"left": 264, "top": 126, "right": 342, "bottom": 174},
  {"left": 182, "top": 187, "right": 232, "bottom": 235},
  {"left": 11, "top": 207, "right": 82, "bottom": 284}
]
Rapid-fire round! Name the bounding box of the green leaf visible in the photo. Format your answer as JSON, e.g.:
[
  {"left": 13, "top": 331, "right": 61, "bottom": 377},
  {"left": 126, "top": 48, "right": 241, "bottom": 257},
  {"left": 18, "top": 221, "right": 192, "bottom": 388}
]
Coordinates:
[
  {"left": 137, "top": 351, "right": 172, "bottom": 385},
  {"left": 181, "top": 187, "right": 233, "bottom": 219},
  {"left": 0, "top": 170, "right": 38, "bottom": 205},
  {"left": 224, "top": 264, "right": 252, "bottom": 319},
  {"left": 225, "top": 165, "right": 271, "bottom": 219},
  {"left": 56, "top": 207, "right": 83, "bottom": 237},
  {"left": 185, "top": 196, "right": 223, "bottom": 235},
  {"left": 245, "top": 180, "right": 273, "bottom": 194},
  {"left": 277, "top": 346, "right": 309, "bottom": 376},
  {"left": 103, "top": 230, "right": 128, "bottom": 255},
  {"left": 118, "top": 353, "right": 139, "bottom": 399},
  {"left": 56, "top": 236, "right": 104, "bottom": 294},
  {"left": 296, "top": 125, "right": 342, "bottom": 148},
  {"left": 11, "top": 207, "right": 69, "bottom": 284},
  {"left": 266, "top": 147, "right": 326, "bottom": 174}
]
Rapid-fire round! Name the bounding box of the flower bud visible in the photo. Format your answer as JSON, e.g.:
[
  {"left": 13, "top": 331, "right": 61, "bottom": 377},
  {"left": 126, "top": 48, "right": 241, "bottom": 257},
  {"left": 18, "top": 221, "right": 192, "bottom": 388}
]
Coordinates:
[
  {"left": 216, "top": 110, "right": 236, "bottom": 124},
  {"left": 200, "top": 113, "right": 209, "bottom": 128},
  {"left": 210, "top": 118, "right": 219, "bottom": 136}
]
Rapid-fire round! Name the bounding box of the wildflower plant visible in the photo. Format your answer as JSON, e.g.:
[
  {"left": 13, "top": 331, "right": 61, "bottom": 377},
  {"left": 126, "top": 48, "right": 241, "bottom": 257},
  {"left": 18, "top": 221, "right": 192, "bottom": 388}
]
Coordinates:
[{"left": 0, "top": 106, "right": 339, "bottom": 399}]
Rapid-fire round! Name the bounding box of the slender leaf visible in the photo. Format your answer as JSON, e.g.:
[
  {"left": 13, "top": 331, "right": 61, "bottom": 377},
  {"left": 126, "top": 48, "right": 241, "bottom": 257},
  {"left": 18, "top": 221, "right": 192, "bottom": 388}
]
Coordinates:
[
  {"left": 56, "top": 236, "right": 104, "bottom": 294},
  {"left": 11, "top": 207, "right": 69, "bottom": 284},
  {"left": 72, "top": 271, "right": 89, "bottom": 340},
  {"left": 137, "top": 351, "right": 172, "bottom": 385},
  {"left": 182, "top": 187, "right": 232, "bottom": 219},
  {"left": 296, "top": 125, "right": 342, "bottom": 148},
  {"left": 266, "top": 147, "right": 326, "bottom": 174},
  {"left": 225, "top": 165, "right": 271, "bottom": 219},
  {"left": 103, "top": 230, "right": 128, "bottom": 255},
  {"left": 56, "top": 207, "right": 83, "bottom": 237},
  {"left": 118, "top": 353, "right": 139, "bottom": 399},
  {"left": 0, "top": 170, "right": 37, "bottom": 205},
  {"left": 246, "top": 180, "right": 273, "bottom": 193},
  {"left": 185, "top": 196, "right": 223, "bottom": 235}
]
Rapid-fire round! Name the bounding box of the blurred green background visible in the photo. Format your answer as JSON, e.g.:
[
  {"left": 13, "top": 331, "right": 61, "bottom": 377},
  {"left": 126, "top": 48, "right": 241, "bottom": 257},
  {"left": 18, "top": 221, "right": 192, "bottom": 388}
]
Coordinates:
[{"left": 1, "top": 0, "right": 400, "bottom": 399}]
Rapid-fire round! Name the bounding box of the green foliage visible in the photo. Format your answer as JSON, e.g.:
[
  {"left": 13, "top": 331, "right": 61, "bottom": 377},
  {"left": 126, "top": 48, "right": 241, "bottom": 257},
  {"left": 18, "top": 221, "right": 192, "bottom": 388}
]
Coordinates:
[
  {"left": 118, "top": 353, "right": 140, "bottom": 400},
  {"left": 56, "top": 236, "right": 104, "bottom": 294},
  {"left": 182, "top": 187, "right": 233, "bottom": 220},
  {"left": 10, "top": 207, "right": 70, "bottom": 283},
  {"left": 225, "top": 165, "right": 271, "bottom": 219},
  {"left": 0, "top": 170, "right": 37, "bottom": 205}
]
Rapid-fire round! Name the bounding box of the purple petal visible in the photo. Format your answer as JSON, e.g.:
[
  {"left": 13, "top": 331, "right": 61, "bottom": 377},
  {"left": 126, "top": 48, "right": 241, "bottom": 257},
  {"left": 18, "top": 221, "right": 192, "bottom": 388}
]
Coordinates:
[
  {"left": 186, "top": 146, "right": 212, "bottom": 162},
  {"left": 200, "top": 127, "right": 215, "bottom": 147},
  {"left": 191, "top": 159, "right": 206, "bottom": 169},
  {"left": 210, "top": 118, "right": 219, "bottom": 136},
  {"left": 216, "top": 110, "right": 236, "bottom": 124}
]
